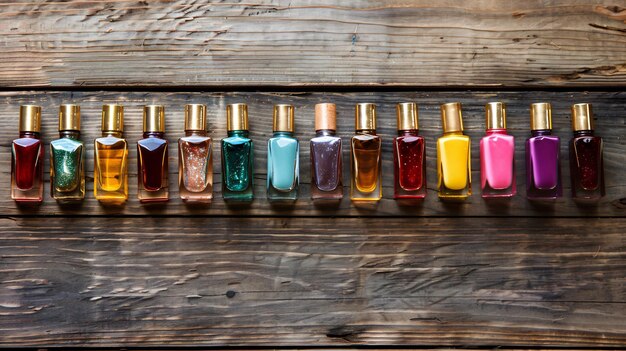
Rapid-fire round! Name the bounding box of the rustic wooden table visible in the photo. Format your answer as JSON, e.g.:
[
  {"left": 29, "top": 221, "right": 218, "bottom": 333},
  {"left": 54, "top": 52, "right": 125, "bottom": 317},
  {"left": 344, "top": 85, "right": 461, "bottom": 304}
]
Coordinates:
[{"left": 0, "top": 1, "right": 624, "bottom": 349}]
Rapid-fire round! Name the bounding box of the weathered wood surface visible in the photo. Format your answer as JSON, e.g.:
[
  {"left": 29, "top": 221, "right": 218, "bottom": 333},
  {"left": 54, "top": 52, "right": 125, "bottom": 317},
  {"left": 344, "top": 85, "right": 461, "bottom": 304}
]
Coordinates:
[
  {"left": 2, "top": 1, "right": 625, "bottom": 348},
  {"left": 1, "top": 90, "right": 624, "bottom": 217},
  {"left": 0, "top": 217, "right": 624, "bottom": 347},
  {"left": 1, "top": 1, "right": 626, "bottom": 88}
]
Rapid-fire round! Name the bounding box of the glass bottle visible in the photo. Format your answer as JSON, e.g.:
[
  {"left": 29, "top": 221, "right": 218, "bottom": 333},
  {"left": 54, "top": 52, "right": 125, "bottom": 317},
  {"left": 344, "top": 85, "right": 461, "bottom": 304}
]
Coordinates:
[
  {"left": 221, "top": 103, "right": 254, "bottom": 202},
  {"left": 137, "top": 105, "right": 169, "bottom": 203},
  {"left": 267, "top": 104, "right": 299, "bottom": 201},
  {"left": 569, "top": 103, "right": 604, "bottom": 201},
  {"left": 310, "top": 103, "right": 343, "bottom": 200},
  {"left": 437, "top": 102, "right": 471, "bottom": 199},
  {"left": 94, "top": 104, "right": 128, "bottom": 204},
  {"left": 393, "top": 102, "right": 426, "bottom": 199},
  {"left": 480, "top": 102, "right": 516, "bottom": 198},
  {"left": 350, "top": 103, "right": 382, "bottom": 201},
  {"left": 50, "top": 104, "right": 85, "bottom": 202},
  {"left": 525, "top": 102, "right": 562, "bottom": 199},
  {"left": 179, "top": 104, "right": 213, "bottom": 203},
  {"left": 11, "top": 105, "right": 44, "bottom": 203}
]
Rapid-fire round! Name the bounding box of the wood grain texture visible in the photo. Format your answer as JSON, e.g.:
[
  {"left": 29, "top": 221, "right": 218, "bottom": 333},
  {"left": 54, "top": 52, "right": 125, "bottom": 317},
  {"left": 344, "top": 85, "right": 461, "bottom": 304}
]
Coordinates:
[
  {"left": 1, "top": 90, "right": 624, "bottom": 217},
  {"left": 0, "top": 217, "right": 624, "bottom": 347},
  {"left": 1, "top": 0, "right": 626, "bottom": 88}
]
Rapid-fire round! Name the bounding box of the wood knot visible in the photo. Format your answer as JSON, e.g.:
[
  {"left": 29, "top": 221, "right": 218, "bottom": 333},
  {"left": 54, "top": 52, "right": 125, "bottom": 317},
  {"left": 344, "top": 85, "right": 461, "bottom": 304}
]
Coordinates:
[
  {"left": 326, "top": 325, "right": 365, "bottom": 342},
  {"left": 226, "top": 290, "right": 237, "bottom": 298},
  {"left": 594, "top": 5, "right": 626, "bottom": 22},
  {"left": 612, "top": 198, "right": 626, "bottom": 209}
]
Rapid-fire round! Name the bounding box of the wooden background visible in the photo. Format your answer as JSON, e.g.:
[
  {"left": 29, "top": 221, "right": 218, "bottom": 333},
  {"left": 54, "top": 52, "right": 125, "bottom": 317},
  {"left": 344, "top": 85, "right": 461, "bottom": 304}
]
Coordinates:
[{"left": 0, "top": 1, "right": 624, "bottom": 349}]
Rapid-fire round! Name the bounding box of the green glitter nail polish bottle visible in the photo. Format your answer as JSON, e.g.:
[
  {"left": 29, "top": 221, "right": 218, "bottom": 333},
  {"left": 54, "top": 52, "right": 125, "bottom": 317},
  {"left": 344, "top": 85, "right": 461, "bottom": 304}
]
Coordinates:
[
  {"left": 50, "top": 104, "right": 85, "bottom": 202},
  {"left": 222, "top": 103, "right": 254, "bottom": 202}
]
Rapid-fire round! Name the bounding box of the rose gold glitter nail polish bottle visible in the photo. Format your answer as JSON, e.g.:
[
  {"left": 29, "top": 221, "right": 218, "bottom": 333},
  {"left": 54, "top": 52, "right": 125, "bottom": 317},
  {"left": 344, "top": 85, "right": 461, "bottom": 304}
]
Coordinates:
[{"left": 178, "top": 104, "right": 213, "bottom": 203}]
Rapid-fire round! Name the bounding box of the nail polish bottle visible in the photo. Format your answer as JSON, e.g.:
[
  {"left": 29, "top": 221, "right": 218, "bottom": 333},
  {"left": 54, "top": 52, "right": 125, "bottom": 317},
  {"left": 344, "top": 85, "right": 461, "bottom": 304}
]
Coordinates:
[
  {"left": 94, "top": 104, "right": 128, "bottom": 204},
  {"left": 569, "top": 103, "right": 605, "bottom": 201},
  {"left": 437, "top": 102, "right": 471, "bottom": 199},
  {"left": 350, "top": 103, "right": 382, "bottom": 201},
  {"left": 221, "top": 103, "right": 254, "bottom": 202},
  {"left": 137, "top": 105, "right": 169, "bottom": 203},
  {"left": 50, "top": 104, "right": 85, "bottom": 202},
  {"left": 393, "top": 102, "right": 426, "bottom": 199},
  {"left": 11, "top": 105, "right": 44, "bottom": 203},
  {"left": 267, "top": 104, "right": 299, "bottom": 201},
  {"left": 310, "top": 103, "right": 343, "bottom": 200},
  {"left": 525, "top": 103, "right": 562, "bottom": 199},
  {"left": 178, "top": 104, "right": 213, "bottom": 203},
  {"left": 480, "top": 102, "right": 516, "bottom": 198}
]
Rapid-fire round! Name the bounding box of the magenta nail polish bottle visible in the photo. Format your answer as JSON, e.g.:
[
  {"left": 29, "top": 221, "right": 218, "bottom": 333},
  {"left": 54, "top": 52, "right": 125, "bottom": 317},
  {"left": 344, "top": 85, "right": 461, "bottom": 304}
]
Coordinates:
[{"left": 525, "top": 103, "right": 562, "bottom": 199}]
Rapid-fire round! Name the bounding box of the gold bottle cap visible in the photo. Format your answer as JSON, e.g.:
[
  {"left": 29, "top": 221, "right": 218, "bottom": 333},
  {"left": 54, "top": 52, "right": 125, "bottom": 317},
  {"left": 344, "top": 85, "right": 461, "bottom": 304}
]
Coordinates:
[
  {"left": 184, "top": 104, "right": 206, "bottom": 131},
  {"left": 273, "top": 104, "right": 295, "bottom": 132},
  {"left": 226, "top": 103, "right": 249, "bottom": 131},
  {"left": 59, "top": 104, "right": 80, "bottom": 131},
  {"left": 143, "top": 105, "right": 165, "bottom": 132},
  {"left": 440, "top": 102, "right": 463, "bottom": 133},
  {"left": 486, "top": 102, "right": 506, "bottom": 130},
  {"left": 396, "top": 102, "right": 418, "bottom": 130},
  {"left": 530, "top": 102, "right": 552, "bottom": 130},
  {"left": 102, "top": 104, "right": 124, "bottom": 132},
  {"left": 315, "top": 103, "right": 336, "bottom": 131},
  {"left": 355, "top": 103, "right": 376, "bottom": 130},
  {"left": 19, "top": 105, "right": 42, "bottom": 132},
  {"left": 571, "top": 103, "right": 594, "bottom": 131}
]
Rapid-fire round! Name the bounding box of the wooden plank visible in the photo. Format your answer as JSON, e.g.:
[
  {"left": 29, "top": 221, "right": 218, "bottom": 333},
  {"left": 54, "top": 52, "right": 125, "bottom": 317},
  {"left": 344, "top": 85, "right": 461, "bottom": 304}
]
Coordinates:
[
  {"left": 0, "top": 90, "right": 624, "bottom": 217},
  {"left": 0, "top": 217, "right": 624, "bottom": 347},
  {"left": 0, "top": 1, "right": 625, "bottom": 88}
]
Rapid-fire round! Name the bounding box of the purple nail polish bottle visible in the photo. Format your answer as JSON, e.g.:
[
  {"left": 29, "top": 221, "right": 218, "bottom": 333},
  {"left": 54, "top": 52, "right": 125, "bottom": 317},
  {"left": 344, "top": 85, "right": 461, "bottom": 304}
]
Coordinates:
[{"left": 525, "top": 103, "right": 562, "bottom": 199}]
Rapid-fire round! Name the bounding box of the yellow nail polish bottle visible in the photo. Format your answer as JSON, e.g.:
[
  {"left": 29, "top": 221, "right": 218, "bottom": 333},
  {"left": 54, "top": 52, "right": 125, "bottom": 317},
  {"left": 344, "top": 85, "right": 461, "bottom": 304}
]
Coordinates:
[{"left": 437, "top": 102, "right": 471, "bottom": 199}]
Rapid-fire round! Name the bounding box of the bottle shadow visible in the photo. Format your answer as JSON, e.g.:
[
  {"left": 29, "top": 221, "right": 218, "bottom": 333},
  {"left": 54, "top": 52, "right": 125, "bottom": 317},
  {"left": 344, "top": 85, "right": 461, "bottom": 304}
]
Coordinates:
[
  {"left": 15, "top": 201, "right": 43, "bottom": 214},
  {"left": 56, "top": 201, "right": 86, "bottom": 214},
  {"left": 395, "top": 198, "right": 425, "bottom": 208},
  {"left": 352, "top": 200, "right": 380, "bottom": 212},
  {"left": 483, "top": 197, "right": 513, "bottom": 214},
  {"left": 439, "top": 199, "right": 468, "bottom": 214},
  {"left": 312, "top": 198, "right": 342, "bottom": 210},
  {"left": 527, "top": 198, "right": 558, "bottom": 215},
  {"left": 573, "top": 198, "right": 602, "bottom": 213}
]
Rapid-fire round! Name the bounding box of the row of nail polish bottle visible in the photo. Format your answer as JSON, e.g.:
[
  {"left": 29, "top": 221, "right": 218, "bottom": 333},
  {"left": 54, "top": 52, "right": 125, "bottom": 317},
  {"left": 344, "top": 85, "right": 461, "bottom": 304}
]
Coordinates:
[
  {"left": 344, "top": 101, "right": 604, "bottom": 202},
  {"left": 10, "top": 101, "right": 605, "bottom": 204},
  {"left": 94, "top": 104, "right": 171, "bottom": 204},
  {"left": 9, "top": 103, "right": 254, "bottom": 204},
  {"left": 475, "top": 101, "right": 604, "bottom": 201},
  {"left": 525, "top": 102, "right": 605, "bottom": 201},
  {"left": 97, "top": 104, "right": 216, "bottom": 204}
]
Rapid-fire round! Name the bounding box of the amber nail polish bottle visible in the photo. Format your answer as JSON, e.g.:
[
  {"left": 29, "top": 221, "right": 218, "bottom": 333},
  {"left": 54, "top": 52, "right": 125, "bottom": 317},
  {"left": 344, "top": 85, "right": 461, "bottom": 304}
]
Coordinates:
[{"left": 350, "top": 103, "right": 382, "bottom": 201}]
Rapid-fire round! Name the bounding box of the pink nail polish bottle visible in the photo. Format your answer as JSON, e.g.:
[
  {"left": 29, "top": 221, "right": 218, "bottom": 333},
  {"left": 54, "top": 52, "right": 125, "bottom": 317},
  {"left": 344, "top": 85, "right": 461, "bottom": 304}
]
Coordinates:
[{"left": 480, "top": 102, "right": 516, "bottom": 198}]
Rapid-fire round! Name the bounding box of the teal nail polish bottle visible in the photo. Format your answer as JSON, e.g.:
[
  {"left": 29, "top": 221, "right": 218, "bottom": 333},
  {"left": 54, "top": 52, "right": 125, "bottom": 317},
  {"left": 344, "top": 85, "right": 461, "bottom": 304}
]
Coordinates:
[
  {"left": 267, "top": 104, "right": 299, "bottom": 201},
  {"left": 50, "top": 104, "right": 85, "bottom": 202},
  {"left": 221, "top": 103, "right": 254, "bottom": 201}
]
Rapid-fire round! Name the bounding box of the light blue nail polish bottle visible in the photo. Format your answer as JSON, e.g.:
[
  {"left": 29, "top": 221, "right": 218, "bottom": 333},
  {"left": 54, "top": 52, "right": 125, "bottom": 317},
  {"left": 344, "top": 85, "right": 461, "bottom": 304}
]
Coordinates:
[{"left": 267, "top": 104, "right": 299, "bottom": 201}]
